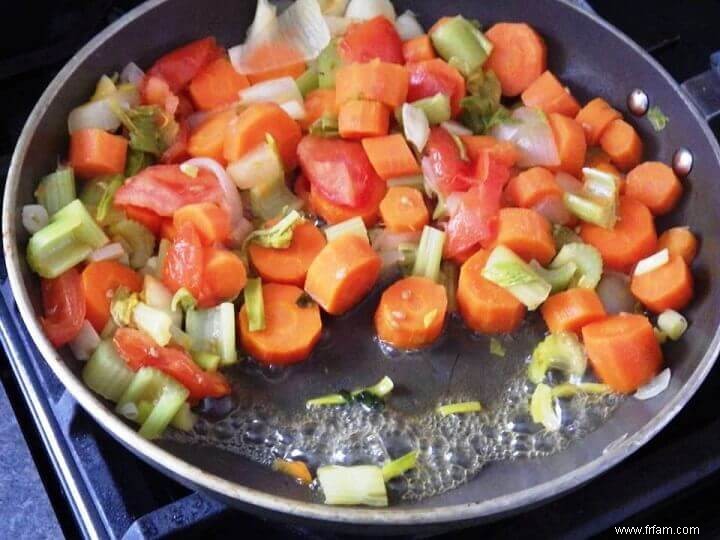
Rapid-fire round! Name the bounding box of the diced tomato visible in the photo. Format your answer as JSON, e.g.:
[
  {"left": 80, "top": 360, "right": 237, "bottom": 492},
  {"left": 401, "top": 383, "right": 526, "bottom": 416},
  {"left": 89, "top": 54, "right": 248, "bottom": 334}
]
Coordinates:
[
  {"left": 40, "top": 268, "right": 86, "bottom": 347},
  {"left": 160, "top": 120, "right": 190, "bottom": 164},
  {"left": 121, "top": 205, "right": 164, "bottom": 236},
  {"left": 407, "top": 59, "right": 466, "bottom": 116},
  {"left": 161, "top": 221, "right": 205, "bottom": 299},
  {"left": 297, "top": 136, "right": 380, "bottom": 208},
  {"left": 147, "top": 37, "right": 223, "bottom": 93},
  {"left": 421, "top": 127, "right": 473, "bottom": 196},
  {"left": 339, "top": 16, "right": 404, "bottom": 64},
  {"left": 114, "top": 165, "right": 224, "bottom": 217},
  {"left": 473, "top": 149, "right": 512, "bottom": 187},
  {"left": 113, "top": 328, "right": 231, "bottom": 399}
]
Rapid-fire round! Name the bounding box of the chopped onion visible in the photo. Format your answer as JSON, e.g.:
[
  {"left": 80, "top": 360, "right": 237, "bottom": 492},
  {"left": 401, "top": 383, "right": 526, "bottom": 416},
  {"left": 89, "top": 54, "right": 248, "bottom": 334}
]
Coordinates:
[
  {"left": 345, "top": 0, "right": 396, "bottom": 21},
  {"left": 67, "top": 86, "right": 139, "bottom": 133},
  {"left": 69, "top": 320, "right": 101, "bottom": 361},
  {"left": 441, "top": 120, "right": 473, "bottom": 136},
  {"left": 226, "top": 140, "right": 283, "bottom": 190},
  {"left": 395, "top": 10, "right": 424, "bottom": 41},
  {"left": 634, "top": 249, "right": 669, "bottom": 276},
  {"left": 402, "top": 103, "right": 430, "bottom": 153},
  {"left": 596, "top": 271, "right": 636, "bottom": 314},
  {"left": 280, "top": 100, "right": 307, "bottom": 120},
  {"left": 88, "top": 242, "right": 127, "bottom": 263},
  {"left": 22, "top": 204, "right": 49, "bottom": 234},
  {"left": 325, "top": 15, "right": 353, "bottom": 35},
  {"left": 120, "top": 62, "right": 145, "bottom": 85},
  {"left": 533, "top": 196, "right": 574, "bottom": 226},
  {"left": 239, "top": 76, "right": 304, "bottom": 107},
  {"left": 490, "top": 107, "right": 560, "bottom": 168},
  {"left": 555, "top": 171, "right": 584, "bottom": 195},
  {"left": 634, "top": 368, "right": 671, "bottom": 400},
  {"left": 247, "top": 0, "right": 279, "bottom": 42}
]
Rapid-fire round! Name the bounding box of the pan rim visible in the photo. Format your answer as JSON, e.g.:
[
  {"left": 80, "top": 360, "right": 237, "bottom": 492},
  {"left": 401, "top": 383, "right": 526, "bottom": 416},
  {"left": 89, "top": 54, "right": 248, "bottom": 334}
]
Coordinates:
[{"left": 4, "top": 0, "right": 720, "bottom": 527}]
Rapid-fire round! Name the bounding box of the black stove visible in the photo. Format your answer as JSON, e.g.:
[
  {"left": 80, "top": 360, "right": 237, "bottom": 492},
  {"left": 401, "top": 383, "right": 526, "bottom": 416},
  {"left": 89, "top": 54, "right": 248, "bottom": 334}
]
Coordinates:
[{"left": 3, "top": 1, "right": 720, "bottom": 538}]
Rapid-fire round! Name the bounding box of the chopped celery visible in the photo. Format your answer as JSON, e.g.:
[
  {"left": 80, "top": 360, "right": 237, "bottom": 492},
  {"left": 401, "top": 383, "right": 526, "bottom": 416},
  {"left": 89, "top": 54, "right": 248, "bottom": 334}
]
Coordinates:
[
  {"left": 169, "top": 326, "right": 193, "bottom": 350},
  {"left": 132, "top": 302, "right": 173, "bottom": 346},
  {"left": 409, "top": 93, "right": 452, "bottom": 125},
  {"left": 171, "top": 287, "right": 197, "bottom": 313},
  {"left": 296, "top": 66, "right": 319, "bottom": 97},
  {"left": 528, "top": 332, "right": 587, "bottom": 384},
  {"left": 249, "top": 175, "right": 302, "bottom": 221},
  {"left": 489, "top": 337, "right": 505, "bottom": 357},
  {"left": 551, "top": 382, "right": 612, "bottom": 398},
  {"left": 436, "top": 401, "right": 483, "bottom": 416},
  {"left": 552, "top": 224, "right": 582, "bottom": 249},
  {"left": 430, "top": 15, "right": 493, "bottom": 77},
  {"left": 306, "top": 393, "right": 347, "bottom": 407},
  {"left": 647, "top": 106, "right": 669, "bottom": 132},
  {"left": 34, "top": 167, "right": 76, "bottom": 216},
  {"left": 460, "top": 72, "right": 504, "bottom": 134},
  {"left": 125, "top": 148, "right": 154, "bottom": 177},
  {"left": 308, "top": 115, "right": 340, "bottom": 137},
  {"left": 109, "top": 219, "right": 156, "bottom": 269},
  {"left": 317, "top": 465, "right": 388, "bottom": 506},
  {"left": 192, "top": 351, "right": 221, "bottom": 372},
  {"left": 582, "top": 167, "right": 619, "bottom": 201},
  {"left": 244, "top": 210, "right": 302, "bottom": 250},
  {"left": 79, "top": 177, "right": 126, "bottom": 226},
  {"left": 550, "top": 243, "right": 603, "bottom": 289},
  {"left": 110, "top": 287, "right": 140, "bottom": 327},
  {"left": 441, "top": 261, "right": 458, "bottom": 313},
  {"left": 412, "top": 226, "right": 446, "bottom": 283},
  {"left": 634, "top": 249, "right": 669, "bottom": 277},
  {"left": 111, "top": 104, "right": 167, "bottom": 156},
  {"left": 467, "top": 69, "right": 502, "bottom": 101},
  {"left": 54, "top": 199, "right": 108, "bottom": 248},
  {"left": 186, "top": 303, "right": 238, "bottom": 365},
  {"left": 530, "top": 383, "right": 561, "bottom": 431},
  {"left": 95, "top": 174, "right": 124, "bottom": 223},
  {"left": 381, "top": 450, "right": 419, "bottom": 482},
  {"left": 170, "top": 402, "right": 197, "bottom": 432},
  {"left": 307, "top": 376, "right": 394, "bottom": 407},
  {"left": 324, "top": 216, "right": 368, "bottom": 243},
  {"left": 317, "top": 38, "right": 343, "bottom": 88},
  {"left": 657, "top": 309, "right": 688, "bottom": 341},
  {"left": 143, "top": 275, "right": 182, "bottom": 327},
  {"left": 226, "top": 135, "right": 284, "bottom": 190},
  {"left": 387, "top": 175, "right": 425, "bottom": 190},
  {"left": 82, "top": 340, "right": 135, "bottom": 402},
  {"left": 563, "top": 192, "right": 616, "bottom": 229},
  {"left": 481, "top": 246, "right": 551, "bottom": 310},
  {"left": 244, "top": 278, "right": 266, "bottom": 332},
  {"left": 530, "top": 260, "right": 578, "bottom": 294}
]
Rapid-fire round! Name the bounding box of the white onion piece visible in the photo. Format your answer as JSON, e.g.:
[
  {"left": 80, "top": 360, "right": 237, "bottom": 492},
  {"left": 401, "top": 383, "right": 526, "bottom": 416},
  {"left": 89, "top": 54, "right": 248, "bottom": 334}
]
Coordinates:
[
  {"left": 120, "top": 62, "right": 145, "bottom": 85},
  {"left": 226, "top": 141, "right": 283, "bottom": 190},
  {"left": 318, "top": 0, "right": 349, "bottom": 16},
  {"left": 441, "top": 120, "right": 473, "bottom": 136},
  {"left": 88, "top": 242, "right": 126, "bottom": 263},
  {"left": 239, "top": 76, "right": 304, "bottom": 106},
  {"left": 490, "top": 107, "right": 560, "bottom": 168},
  {"left": 69, "top": 320, "right": 101, "bottom": 361},
  {"left": 555, "top": 171, "right": 584, "bottom": 195},
  {"left": 117, "top": 402, "right": 139, "bottom": 420},
  {"left": 596, "top": 271, "right": 635, "bottom": 315},
  {"left": 402, "top": 103, "right": 430, "bottom": 153},
  {"left": 533, "top": 196, "right": 573, "bottom": 226},
  {"left": 280, "top": 100, "right": 307, "bottom": 120},
  {"left": 247, "top": 0, "right": 278, "bottom": 42},
  {"left": 370, "top": 229, "right": 421, "bottom": 252},
  {"left": 346, "top": 0, "right": 395, "bottom": 21},
  {"left": 634, "top": 368, "right": 671, "bottom": 400},
  {"left": 324, "top": 15, "right": 353, "bottom": 36},
  {"left": 67, "top": 87, "right": 139, "bottom": 134},
  {"left": 395, "top": 10, "right": 424, "bottom": 41},
  {"left": 634, "top": 249, "right": 669, "bottom": 276},
  {"left": 22, "top": 205, "right": 48, "bottom": 234}
]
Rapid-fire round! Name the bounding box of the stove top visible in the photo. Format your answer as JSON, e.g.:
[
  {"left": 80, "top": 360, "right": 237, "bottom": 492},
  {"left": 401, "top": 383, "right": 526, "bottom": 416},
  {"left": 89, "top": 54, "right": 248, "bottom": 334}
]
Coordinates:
[{"left": 2, "top": 1, "right": 720, "bottom": 538}]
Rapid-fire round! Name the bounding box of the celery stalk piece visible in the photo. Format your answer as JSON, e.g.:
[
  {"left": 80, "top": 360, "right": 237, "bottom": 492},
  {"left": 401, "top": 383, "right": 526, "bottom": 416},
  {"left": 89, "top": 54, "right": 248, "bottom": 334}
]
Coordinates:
[
  {"left": 430, "top": 16, "right": 493, "bottom": 77},
  {"left": 109, "top": 219, "right": 156, "bottom": 269},
  {"left": 170, "top": 402, "right": 197, "bottom": 432},
  {"left": 387, "top": 175, "right": 425, "bottom": 190},
  {"left": 169, "top": 326, "right": 193, "bottom": 350},
  {"left": 192, "top": 351, "right": 221, "bottom": 372},
  {"left": 657, "top": 309, "right": 688, "bottom": 341},
  {"left": 110, "top": 287, "right": 140, "bottom": 327},
  {"left": 563, "top": 192, "right": 617, "bottom": 229},
  {"left": 582, "top": 167, "right": 620, "bottom": 200},
  {"left": 530, "top": 260, "right": 578, "bottom": 294},
  {"left": 244, "top": 210, "right": 302, "bottom": 250},
  {"left": 308, "top": 115, "right": 340, "bottom": 137},
  {"left": 481, "top": 246, "right": 551, "bottom": 310},
  {"left": 82, "top": 340, "right": 135, "bottom": 402},
  {"left": 441, "top": 261, "right": 458, "bottom": 312},
  {"left": 244, "top": 278, "right": 266, "bottom": 332},
  {"left": 317, "top": 465, "right": 388, "bottom": 507},
  {"left": 95, "top": 174, "right": 124, "bottom": 223},
  {"left": 34, "top": 167, "right": 76, "bottom": 216},
  {"left": 324, "top": 216, "right": 368, "bottom": 243},
  {"left": 79, "top": 177, "right": 126, "bottom": 226},
  {"left": 249, "top": 175, "right": 303, "bottom": 222},
  {"left": 26, "top": 216, "right": 92, "bottom": 278},
  {"left": 408, "top": 93, "right": 452, "bottom": 125},
  {"left": 436, "top": 401, "right": 483, "bottom": 417},
  {"left": 186, "top": 303, "right": 238, "bottom": 365},
  {"left": 54, "top": 199, "right": 109, "bottom": 248},
  {"left": 551, "top": 382, "right": 612, "bottom": 399},
  {"left": 381, "top": 450, "right": 419, "bottom": 482},
  {"left": 226, "top": 138, "right": 284, "bottom": 190},
  {"left": 412, "top": 226, "right": 446, "bottom": 283},
  {"left": 125, "top": 148, "right": 154, "bottom": 177},
  {"left": 550, "top": 243, "right": 603, "bottom": 289},
  {"left": 317, "top": 38, "right": 343, "bottom": 88},
  {"left": 528, "top": 332, "right": 588, "bottom": 384},
  {"left": 530, "top": 383, "right": 561, "bottom": 431},
  {"left": 132, "top": 302, "right": 173, "bottom": 346},
  {"left": 296, "top": 66, "right": 319, "bottom": 97},
  {"left": 362, "top": 376, "right": 394, "bottom": 398}
]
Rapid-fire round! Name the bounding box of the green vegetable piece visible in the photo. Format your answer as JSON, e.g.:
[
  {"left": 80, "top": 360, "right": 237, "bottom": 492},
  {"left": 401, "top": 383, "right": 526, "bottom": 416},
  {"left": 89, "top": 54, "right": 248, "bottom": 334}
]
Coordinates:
[
  {"left": 309, "top": 114, "right": 340, "bottom": 138},
  {"left": 550, "top": 243, "right": 603, "bottom": 289},
  {"left": 563, "top": 192, "right": 616, "bottom": 229},
  {"left": 552, "top": 224, "right": 582, "bottom": 250},
  {"left": 324, "top": 216, "right": 368, "bottom": 243},
  {"left": 381, "top": 450, "right": 419, "bottom": 482},
  {"left": 296, "top": 66, "right": 319, "bottom": 97},
  {"left": 110, "top": 287, "right": 140, "bottom": 327},
  {"left": 82, "top": 340, "right": 135, "bottom": 402},
  {"left": 647, "top": 106, "right": 669, "bottom": 132},
  {"left": 109, "top": 218, "right": 156, "bottom": 269},
  {"left": 95, "top": 174, "right": 124, "bottom": 223},
  {"left": 125, "top": 148, "right": 155, "bottom": 177},
  {"left": 551, "top": 382, "right": 612, "bottom": 398},
  {"left": 412, "top": 226, "right": 446, "bottom": 283},
  {"left": 171, "top": 287, "right": 197, "bottom": 313},
  {"left": 306, "top": 376, "right": 395, "bottom": 408},
  {"left": 170, "top": 402, "right": 197, "bottom": 432},
  {"left": 482, "top": 245, "right": 551, "bottom": 310},
  {"left": 249, "top": 173, "right": 303, "bottom": 222},
  {"left": 461, "top": 99, "right": 512, "bottom": 135},
  {"left": 489, "top": 337, "right": 505, "bottom": 357},
  {"left": 316, "top": 465, "right": 388, "bottom": 507},
  {"left": 430, "top": 15, "right": 493, "bottom": 77},
  {"left": 244, "top": 278, "right": 266, "bottom": 332},
  {"left": 186, "top": 303, "right": 238, "bottom": 365},
  {"left": 404, "top": 93, "right": 452, "bottom": 126},
  {"left": 192, "top": 351, "right": 221, "bottom": 372},
  {"left": 657, "top": 309, "right": 688, "bottom": 341},
  {"left": 79, "top": 177, "right": 126, "bottom": 226},
  {"left": 528, "top": 332, "right": 587, "bottom": 384},
  {"left": 530, "top": 383, "right": 561, "bottom": 431},
  {"left": 530, "top": 260, "right": 578, "bottom": 294},
  {"left": 34, "top": 167, "right": 76, "bottom": 216},
  {"left": 111, "top": 103, "right": 167, "bottom": 156},
  {"left": 244, "top": 209, "right": 303, "bottom": 250},
  {"left": 132, "top": 302, "right": 173, "bottom": 346},
  {"left": 317, "top": 38, "right": 343, "bottom": 88},
  {"left": 436, "top": 401, "right": 483, "bottom": 416}
]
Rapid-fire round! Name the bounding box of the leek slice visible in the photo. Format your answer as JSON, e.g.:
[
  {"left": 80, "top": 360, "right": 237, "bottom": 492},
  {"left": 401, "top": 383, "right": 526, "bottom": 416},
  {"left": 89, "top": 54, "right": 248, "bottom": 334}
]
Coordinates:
[
  {"left": 634, "top": 249, "right": 669, "bottom": 277},
  {"left": 647, "top": 106, "right": 669, "bottom": 132},
  {"left": 550, "top": 243, "right": 603, "bottom": 289},
  {"left": 82, "top": 340, "right": 135, "bottom": 402},
  {"left": 530, "top": 260, "right": 578, "bottom": 294},
  {"left": 657, "top": 309, "right": 688, "bottom": 341},
  {"left": 317, "top": 465, "right": 388, "bottom": 507},
  {"left": 307, "top": 376, "right": 394, "bottom": 408},
  {"left": 324, "top": 216, "right": 368, "bottom": 243},
  {"left": 563, "top": 192, "right": 616, "bottom": 229},
  {"left": 530, "top": 383, "right": 561, "bottom": 431},
  {"left": 481, "top": 246, "right": 551, "bottom": 310},
  {"left": 436, "top": 401, "right": 483, "bottom": 416},
  {"left": 170, "top": 402, "right": 197, "bottom": 432},
  {"left": 244, "top": 278, "right": 266, "bottom": 332},
  {"left": 186, "top": 303, "right": 238, "bottom": 365},
  {"left": 34, "top": 167, "right": 76, "bottom": 216},
  {"left": 411, "top": 226, "right": 446, "bottom": 283},
  {"left": 528, "top": 332, "right": 587, "bottom": 384},
  {"left": 408, "top": 93, "right": 452, "bottom": 125},
  {"left": 296, "top": 66, "right": 319, "bottom": 97},
  {"left": 430, "top": 16, "right": 493, "bottom": 77},
  {"left": 192, "top": 351, "right": 221, "bottom": 372},
  {"left": 381, "top": 450, "right": 419, "bottom": 482}
]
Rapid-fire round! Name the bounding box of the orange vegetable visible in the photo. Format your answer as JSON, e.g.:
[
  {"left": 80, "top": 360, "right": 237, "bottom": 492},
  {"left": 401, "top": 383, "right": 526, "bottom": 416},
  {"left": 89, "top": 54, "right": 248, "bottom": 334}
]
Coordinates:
[
  {"left": 249, "top": 222, "right": 327, "bottom": 286},
  {"left": 521, "top": 71, "right": 580, "bottom": 117},
  {"left": 540, "top": 288, "right": 607, "bottom": 334},
  {"left": 361, "top": 134, "right": 420, "bottom": 179},
  {"left": 309, "top": 174, "right": 386, "bottom": 226},
  {"left": 575, "top": 98, "right": 622, "bottom": 145},
  {"left": 402, "top": 35, "right": 437, "bottom": 63},
  {"left": 242, "top": 42, "right": 306, "bottom": 85},
  {"left": 173, "top": 202, "right": 230, "bottom": 246},
  {"left": 492, "top": 207, "right": 556, "bottom": 265},
  {"left": 375, "top": 276, "right": 448, "bottom": 349},
  {"left": 658, "top": 227, "right": 698, "bottom": 265},
  {"left": 484, "top": 23, "right": 547, "bottom": 97},
  {"left": 582, "top": 314, "right": 663, "bottom": 393},
  {"left": 335, "top": 60, "right": 409, "bottom": 109},
  {"left": 300, "top": 88, "right": 338, "bottom": 130},
  {"left": 223, "top": 102, "right": 302, "bottom": 170},
  {"left": 379, "top": 186, "right": 429, "bottom": 233},
  {"left": 160, "top": 219, "right": 176, "bottom": 241},
  {"left": 188, "top": 57, "right": 249, "bottom": 111},
  {"left": 630, "top": 255, "right": 693, "bottom": 313},
  {"left": 457, "top": 249, "right": 526, "bottom": 334},
  {"left": 69, "top": 129, "right": 128, "bottom": 179},
  {"left": 123, "top": 205, "right": 163, "bottom": 236},
  {"left": 600, "top": 119, "right": 643, "bottom": 172},
  {"left": 273, "top": 459, "right": 313, "bottom": 485},
  {"left": 338, "top": 99, "right": 390, "bottom": 139},
  {"left": 460, "top": 135, "right": 520, "bottom": 167},
  {"left": 203, "top": 247, "right": 247, "bottom": 301},
  {"left": 81, "top": 261, "right": 143, "bottom": 332},
  {"left": 625, "top": 161, "right": 683, "bottom": 216},
  {"left": 239, "top": 283, "right": 322, "bottom": 364},
  {"left": 548, "top": 113, "right": 587, "bottom": 177},
  {"left": 304, "top": 235, "right": 381, "bottom": 315},
  {"left": 580, "top": 196, "right": 657, "bottom": 272},
  {"left": 187, "top": 108, "right": 236, "bottom": 163},
  {"left": 504, "top": 167, "right": 562, "bottom": 208}
]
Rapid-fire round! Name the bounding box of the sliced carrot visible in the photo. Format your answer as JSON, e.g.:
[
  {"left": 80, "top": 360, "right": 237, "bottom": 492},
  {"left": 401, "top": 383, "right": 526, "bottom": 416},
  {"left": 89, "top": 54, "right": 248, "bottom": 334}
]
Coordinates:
[
  {"left": 575, "top": 98, "right": 622, "bottom": 146},
  {"left": 630, "top": 256, "right": 693, "bottom": 313},
  {"left": 300, "top": 88, "right": 338, "bottom": 130},
  {"left": 548, "top": 113, "right": 587, "bottom": 177},
  {"left": 188, "top": 108, "right": 236, "bottom": 163},
  {"left": 122, "top": 205, "right": 163, "bottom": 236},
  {"left": 582, "top": 314, "right": 662, "bottom": 393},
  {"left": 203, "top": 247, "right": 247, "bottom": 301},
  {"left": 338, "top": 99, "right": 390, "bottom": 139},
  {"left": 188, "top": 57, "right": 249, "bottom": 111},
  {"left": 242, "top": 42, "right": 306, "bottom": 85},
  {"left": 160, "top": 219, "right": 176, "bottom": 241},
  {"left": 335, "top": 60, "right": 409, "bottom": 109},
  {"left": 457, "top": 249, "right": 526, "bottom": 334},
  {"left": 361, "top": 134, "right": 420, "bottom": 179},
  {"left": 658, "top": 227, "right": 698, "bottom": 265},
  {"left": 520, "top": 71, "right": 580, "bottom": 117},
  {"left": 484, "top": 23, "right": 547, "bottom": 97},
  {"left": 402, "top": 35, "right": 437, "bottom": 63},
  {"left": 173, "top": 202, "right": 230, "bottom": 245},
  {"left": 504, "top": 167, "right": 562, "bottom": 208},
  {"left": 69, "top": 129, "right": 128, "bottom": 179},
  {"left": 540, "top": 288, "right": 606, "bottom": 334},
  {"left": 273, "top": 459, "right": 313, "bottom": 485},
  {"left": 580, "top": 196, "right": 657, "bottom": 272},
  {"left": 379, "top": 186, "right": 429, "bottom": 233},
  {"left": 625, "top": 161, "right": 682, "bottom": 216},
  {"left": 460, "top": 135, "right": 520, "bottom": 168},
  {"left": 309, "top": 174, "right": 386, "bottom": 226},
  {"left": 81, "top": 261, "right": 143, "bottom": 332},
  {"left": 492, "top": 207, "right": 556, "bottom": 265},
  {"left": 375, "top": 276, "right": 447, "bottom": 349},
  {"left": 249, "top": 222, "right": 326, "bottom": 286},
  {"left": 304, "top": 235, "right": 381, "bottom": 315},
  {"left": 239, "top": 283, "right": 321, "bottom": 364},
  {"left": 600, "top": 118, "right": 643, "bottom": 172},
  {"left": 223, "top": 102, "right": 302, "bottom": 170}
]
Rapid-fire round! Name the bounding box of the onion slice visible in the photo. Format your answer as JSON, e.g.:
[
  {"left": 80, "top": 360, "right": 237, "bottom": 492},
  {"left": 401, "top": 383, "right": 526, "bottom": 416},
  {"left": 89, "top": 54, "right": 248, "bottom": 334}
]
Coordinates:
[
  {"left": 490, "top": 107, "right": 560, "bottom": 168},
  {"left": 239, "top": 76, "right": 304, "bottom": 106},
  {"left": 325, "top": 15, "right": 353, "bottom": 36},
  {"left": 441, "top": 120, "right": 472, "bottom": 136},
  {"left": 280, "top": 100, "right": 307, "bottom": 120},
  {"left": 345, "top": 0, "right": 396, "bottom": 21},
  {"left": 69, "top": 320, "right": 101, "bottom": 361},
  {"left": 634, "top": 368, "right": 671, "bottom": 400},
  {"left": 395, "top": 10, "right": 424, "bottom": 41},
  {"left": 88, "top": 242, "right": 127, "bottom": 263},
  {"left": 402, "top": 103, "right": 430, "bottom": 153},
  {"left": 120, "top": 62, "right": 145, "bottom": 85}
]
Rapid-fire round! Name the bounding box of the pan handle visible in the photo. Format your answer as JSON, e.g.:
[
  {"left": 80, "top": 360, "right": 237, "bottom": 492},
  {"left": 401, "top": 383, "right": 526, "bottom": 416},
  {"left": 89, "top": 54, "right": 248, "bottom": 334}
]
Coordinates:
[{"left": 681, "top": 52, "right": 720, "bottom": 122}]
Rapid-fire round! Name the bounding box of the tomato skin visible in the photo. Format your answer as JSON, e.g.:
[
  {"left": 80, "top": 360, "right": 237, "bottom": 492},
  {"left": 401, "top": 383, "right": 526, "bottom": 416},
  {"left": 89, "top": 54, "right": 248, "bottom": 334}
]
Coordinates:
[
  {"left": 147, "top": 37, "right": 223, "bottom": 93},
  {"left": 40, "top": 268, "right": 86, "bottom": 347},
  {"left": 421, "top": 127, "right": 473, "bottom": 196},
  {"left": 340, "top": 16, "right": 404, "bottom": 64},
  {"left": 161, "top": 221, "right": 205, "bottom": 299},
  {"left": 114, "top": 328, "right": 231, "bottom": 399},
  {"left": 407, "top": 59, "right": 466, "bottom": 116}
]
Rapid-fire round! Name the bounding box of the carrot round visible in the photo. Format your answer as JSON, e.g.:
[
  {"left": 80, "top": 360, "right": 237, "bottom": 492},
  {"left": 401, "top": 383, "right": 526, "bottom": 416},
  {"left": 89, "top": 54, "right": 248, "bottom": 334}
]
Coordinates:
[
  {"left": 575, "top": 98, "right": 622, "bottom": 146},
  {"left": 338, "top": 99, "right": 390, "bottom": 139},
  {"left": 521, "top": 71, "right": 580, "bottom": 117},
  {"left": 239, "top": 283, "right": 322, "bottom": 365},
  {"left": 457, "top": 249, "right": 526, "bottom": 334},
  {"left": 630, "top": 255, "right": 693, "bottom": 313},
  {"left": 580, "top": 196, "right": 657, "bottom": 272},
  {"left": 461, "top": 135, "right": 520, "bottom": 168},
  {"left": 625, "top": 161, "right": 683, "bottom": 216},
  {"left": 375, "top": 276, "right": 447, "bottom": 349},
  {"left": 309, "top": 174, "right": 386, "bottom": 226},
  {"left": 335, "top": 60, "right": 409, "bottom": 109},
  {"left": 361, "top": 134, "right": 420, "bottom": 180},
  {"left": 188, "top": 57, "right": 249, "bottom": 111},
  {"left": 402, "top": 35, "right": 437, "bottom": 63},
  {"left": 82, "top": 261, "right": 143, "bottom": 332},
  {"left": 249, "top": 222, "right": 327, "bottom": 286},
  {"left": 188, "top": 108, "right": 236, "bottom": 163},
  {"left": 203, "top": 247, "right": 247, "bottom": 301},
  {"left": 123, "top": 205, "right": 163, "bottom": 236},
  {"left": 304, "top": 235, "right": 382, "bottom": 315},
  {"left": 548, "top": 113, "right": 587, "bottom": 177},
  {"left": 658, "top": 227, "right": 698, "bottom": 265},
  {"left": 223, "top": 102, "right": 302, "bottom": 170},
  {"left": 504, "top": 167, "right": 562, "bottom": 208},
  {"left": 379, "top": 186, "right": 429, "bottom": 233},
  {"left": 582, "top": 313, "right": 663, "bottom": 393},
  {"left": 484, "top": 23, "right": 547, "bottom": 97},
  {"left": 540, "top": 288, "right": 607, "bottom": 334},
  {"left": 69, "top": 128, "right": 128, "bottom": 179},
  {"left": 300, "top": 88, "right": 338, "bottom": 130},
  {"left": 600, "top": 118, "right": 643, "bottom": 172},
  {"left": 492, "top": 207, "right": 556, "bottom": 265},
  {"left": 173, "top": 202, "right": 230, "bottom": 246}
]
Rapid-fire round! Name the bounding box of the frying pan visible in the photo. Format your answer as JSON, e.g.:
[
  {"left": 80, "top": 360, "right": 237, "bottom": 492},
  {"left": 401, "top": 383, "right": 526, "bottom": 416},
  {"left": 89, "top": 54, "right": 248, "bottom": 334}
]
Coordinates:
[{"left": 4, "top": 0, "right": 720, "bottom": 534}]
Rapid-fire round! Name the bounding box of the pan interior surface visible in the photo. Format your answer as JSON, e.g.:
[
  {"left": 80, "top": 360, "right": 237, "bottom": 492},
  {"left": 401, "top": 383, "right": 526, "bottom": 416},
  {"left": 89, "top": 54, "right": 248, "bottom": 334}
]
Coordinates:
[{"left": 5, "top": 0, "right": 720, "bottom": 526}]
